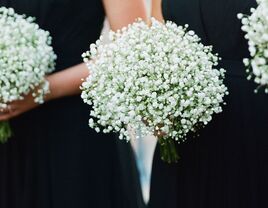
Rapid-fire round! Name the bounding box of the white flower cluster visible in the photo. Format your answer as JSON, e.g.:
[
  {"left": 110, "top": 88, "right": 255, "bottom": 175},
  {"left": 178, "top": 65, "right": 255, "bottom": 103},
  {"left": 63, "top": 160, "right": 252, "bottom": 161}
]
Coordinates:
[
  {"left": 238, "top": 0, "right": 268, "bottom": 92},
  {"left": 81, "top": 18, "right": 228, "bottom": 143},
  {"left": 0, "top": 7, "right": 56, "bottom": 106}
]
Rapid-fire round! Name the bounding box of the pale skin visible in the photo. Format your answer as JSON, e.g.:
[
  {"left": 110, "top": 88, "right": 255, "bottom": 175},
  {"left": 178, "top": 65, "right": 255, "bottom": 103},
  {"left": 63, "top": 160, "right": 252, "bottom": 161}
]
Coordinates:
[{"left": 0, "top": 0, "right": 147, "bottom": 121}]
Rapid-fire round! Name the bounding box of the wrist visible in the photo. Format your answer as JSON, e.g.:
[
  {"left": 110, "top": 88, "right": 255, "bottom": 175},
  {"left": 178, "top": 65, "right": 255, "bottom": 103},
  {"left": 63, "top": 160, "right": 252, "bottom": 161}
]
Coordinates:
[{"left": 43, "top": 76, "right": 56, "bottom": 102}]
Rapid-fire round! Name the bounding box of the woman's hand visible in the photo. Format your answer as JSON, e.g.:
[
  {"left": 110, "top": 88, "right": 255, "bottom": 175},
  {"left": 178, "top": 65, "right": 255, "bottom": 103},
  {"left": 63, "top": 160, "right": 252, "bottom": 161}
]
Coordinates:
[
  {"left": 143, "top": 118, "right": 167, "bottom": 138},
  {"left": 0, "top": 92, "right": 39, "bottom": 121}
]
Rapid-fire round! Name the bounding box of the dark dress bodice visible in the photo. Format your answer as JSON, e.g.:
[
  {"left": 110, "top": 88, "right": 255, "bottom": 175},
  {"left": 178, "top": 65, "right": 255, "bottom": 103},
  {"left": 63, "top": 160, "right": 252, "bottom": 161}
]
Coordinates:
[{"left": 149, "top": 1, "right": 268, "bottom": 208}]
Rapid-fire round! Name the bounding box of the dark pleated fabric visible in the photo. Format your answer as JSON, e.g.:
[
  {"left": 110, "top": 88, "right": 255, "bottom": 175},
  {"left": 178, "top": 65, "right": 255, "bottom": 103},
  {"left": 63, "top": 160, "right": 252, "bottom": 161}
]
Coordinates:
[
  {"left": 0, "top": 1, "right": 140, "bottom": 208},
  {"left": 149, "top": 0, "right": 268, "bottom": 208}
]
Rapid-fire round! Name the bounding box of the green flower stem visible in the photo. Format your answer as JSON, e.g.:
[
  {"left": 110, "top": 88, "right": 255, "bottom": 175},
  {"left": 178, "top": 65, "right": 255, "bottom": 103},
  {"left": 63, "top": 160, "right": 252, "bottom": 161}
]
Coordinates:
[
  {"left": 159, "top": 137, "right": 180, "bottom": 163},
  {"left": 0, "top": 121, "right": 12, "bottom": 143}
]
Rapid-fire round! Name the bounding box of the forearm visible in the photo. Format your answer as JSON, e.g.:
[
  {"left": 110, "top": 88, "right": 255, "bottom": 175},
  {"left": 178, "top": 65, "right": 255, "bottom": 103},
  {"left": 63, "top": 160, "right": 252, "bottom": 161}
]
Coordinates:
[
  {"left": 45, "top": 63, "right": 89, "bottom": 101},
  {"left": 151, "top": 0, "right": 164, "bottom": 22}
]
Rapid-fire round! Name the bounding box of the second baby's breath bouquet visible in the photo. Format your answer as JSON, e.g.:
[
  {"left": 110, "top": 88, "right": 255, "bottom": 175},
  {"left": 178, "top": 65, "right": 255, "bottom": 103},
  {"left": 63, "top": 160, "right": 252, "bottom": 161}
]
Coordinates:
[{"left": 81, "top": 18, "right": 228, "bottom": 163}]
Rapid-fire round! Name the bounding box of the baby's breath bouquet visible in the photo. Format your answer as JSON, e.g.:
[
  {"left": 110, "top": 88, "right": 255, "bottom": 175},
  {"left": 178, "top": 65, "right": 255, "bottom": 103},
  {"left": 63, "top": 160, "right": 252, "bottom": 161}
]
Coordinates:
[
  {"left": 81, "top": 18, "right": 228, "bottom": 163},
  {"left": 238, "top": 0, "right": 268, "bottom": 92},
  {"left": 0, "top": 7, "right": 56, "bottom": 143}
]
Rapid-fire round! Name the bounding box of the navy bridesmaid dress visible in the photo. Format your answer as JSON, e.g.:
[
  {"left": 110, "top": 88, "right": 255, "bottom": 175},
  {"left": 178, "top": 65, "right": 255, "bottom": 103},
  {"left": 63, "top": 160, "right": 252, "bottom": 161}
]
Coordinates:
[{"left": 149, "top": 0, "right": 268, "bottom": 207}]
